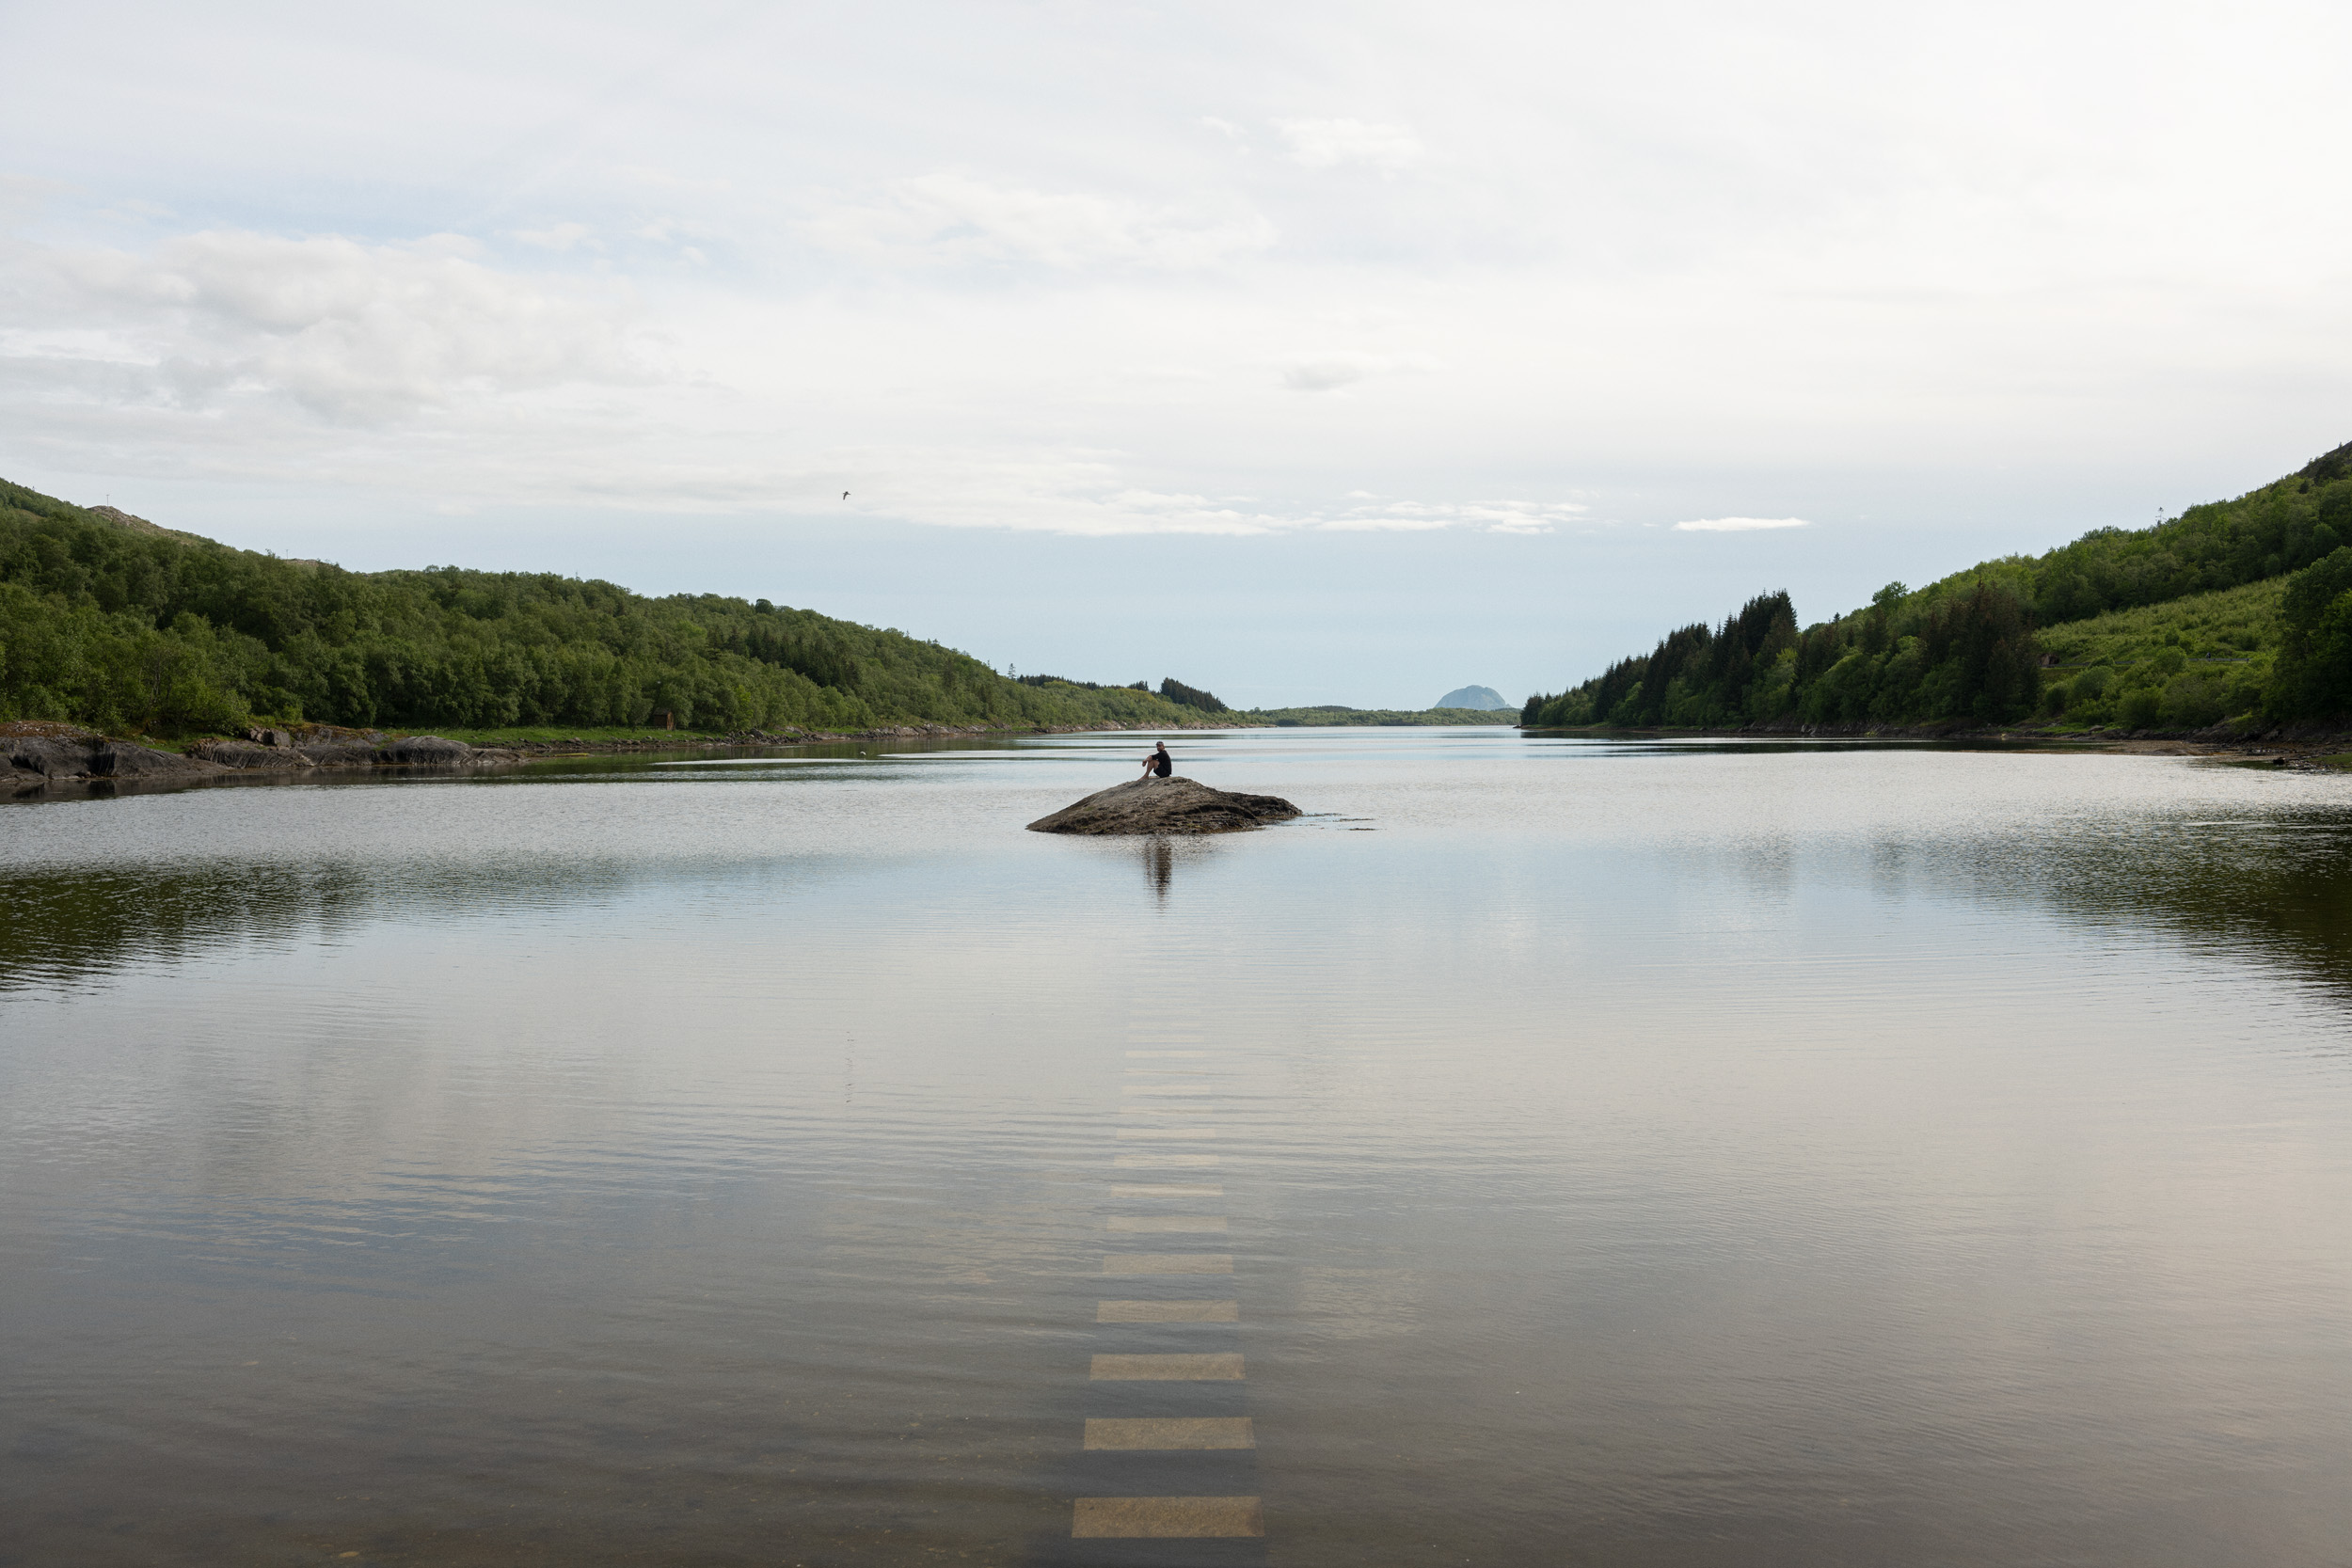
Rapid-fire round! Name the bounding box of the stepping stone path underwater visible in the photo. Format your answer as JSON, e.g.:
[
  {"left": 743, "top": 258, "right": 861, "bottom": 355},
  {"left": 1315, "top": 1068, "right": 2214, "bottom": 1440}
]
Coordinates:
[{"left": 1069, "top": 1030, "right": 1265, "bottom": 1546}]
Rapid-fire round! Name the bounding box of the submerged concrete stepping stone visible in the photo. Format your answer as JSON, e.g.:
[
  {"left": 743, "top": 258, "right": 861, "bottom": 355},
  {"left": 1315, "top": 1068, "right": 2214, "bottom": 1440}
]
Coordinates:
[
  {"left": 1101, "top": 1252, "right": 1233, "bottom": 1274},
  {"left": 1084, "top": 1417, "right": 1255, "bottom": 1449},
  {"left": 1096, "top": 1299, "right": 1239, "bottom": 1322},
  {"left": 1089, "top": 1353, "right": 1244, "bottom": 1380},
  {"left": 1072, "top": 1496, "right": 1264, "bottom": 1538}
]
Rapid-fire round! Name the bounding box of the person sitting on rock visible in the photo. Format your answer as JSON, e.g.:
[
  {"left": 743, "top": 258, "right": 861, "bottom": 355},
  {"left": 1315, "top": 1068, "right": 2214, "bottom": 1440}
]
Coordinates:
[{"left": 1138, "top": 741, "right": 1173, "bottom": 781}]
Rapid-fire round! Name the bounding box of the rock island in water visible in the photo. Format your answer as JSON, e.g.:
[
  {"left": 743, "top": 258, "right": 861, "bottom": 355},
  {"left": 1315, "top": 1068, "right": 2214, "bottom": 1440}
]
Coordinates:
[{"left": 1026, "top": 776, "right": 1302, "bottom": 835}]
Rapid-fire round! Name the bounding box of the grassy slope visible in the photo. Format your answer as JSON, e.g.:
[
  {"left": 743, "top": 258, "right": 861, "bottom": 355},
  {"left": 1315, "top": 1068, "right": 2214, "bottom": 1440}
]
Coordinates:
[
  {"left": 1907, "top": 447, "right": 2352, "bottom": 729},
  {"left": 2036, "top": 577, "right": 2285, "bottom": 667},
  {"left": 2025, "top": 578, "right": 2283, "bottom": 734},
  {"left": 1893, "top": 440, "right": 2352, "bottom": 632}
]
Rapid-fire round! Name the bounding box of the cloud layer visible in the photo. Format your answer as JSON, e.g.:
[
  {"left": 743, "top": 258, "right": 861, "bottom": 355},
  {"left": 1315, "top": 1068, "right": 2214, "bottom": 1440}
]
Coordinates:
[
  {"left": 5, "top": 230, "right": 651, "bottom": 422},
  {"left": 803, "top": 175, "right": 1274, "bottom": 271},
  {"left": 3, "top": 0, "right": 2349, "bottom": 562},
  {"left": 1275, "top": 119, "right": 1423, "bottom": 172}
]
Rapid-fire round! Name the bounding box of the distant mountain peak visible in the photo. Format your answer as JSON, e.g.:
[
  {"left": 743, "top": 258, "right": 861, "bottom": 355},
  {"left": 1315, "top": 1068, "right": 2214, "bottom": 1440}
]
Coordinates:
[{"left": 1435, "top": 685, "right": 1509, "bottom": 710}]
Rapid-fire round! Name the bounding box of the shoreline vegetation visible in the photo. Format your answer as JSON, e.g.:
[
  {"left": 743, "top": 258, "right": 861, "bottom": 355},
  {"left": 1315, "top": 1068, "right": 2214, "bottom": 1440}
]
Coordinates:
[{"left": 1521, "top": 440, "right": 2352, "bottom": 747}]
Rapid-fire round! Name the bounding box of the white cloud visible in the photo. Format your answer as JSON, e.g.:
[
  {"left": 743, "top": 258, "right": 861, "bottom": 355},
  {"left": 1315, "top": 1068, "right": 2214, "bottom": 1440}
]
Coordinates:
[
  {"left": 808, "top": 456, "right": 1583, "bottom": 538},
  {"left": 4, "top": 230, "right": 654, "bottom": 421},
  {"left": 1275, "top": 352, "right": 1429, "bottom": 392},
  {"left": 0, "top": 172, "right": 69, "bottom": 224},
  {"left": 1319, "top": 498, "right": 1584, "bottom": 535},
  {"left": 803, "top": 174, "right": 1272, "bottom": 271},
  {"left": 512, "top": 222, "right": 594, "bottom": 251},
  {"left": 0, "top": 326, "right": 149, "bottom": 364},
  {"left": 139, "top": 401, "right": 1584, "bottom": 538},
  {"left": 1673, "top": 516, "right": 1812, "bottom": 532},
  {"left": 1275, "top": 119, "right": 1422, "bottom": 172}
]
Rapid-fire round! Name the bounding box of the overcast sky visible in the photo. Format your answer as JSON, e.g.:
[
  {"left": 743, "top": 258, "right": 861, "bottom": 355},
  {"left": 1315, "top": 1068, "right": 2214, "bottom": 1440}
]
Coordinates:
[{"left": 4, "top": 0, "right": 2348, "bottom": 707}]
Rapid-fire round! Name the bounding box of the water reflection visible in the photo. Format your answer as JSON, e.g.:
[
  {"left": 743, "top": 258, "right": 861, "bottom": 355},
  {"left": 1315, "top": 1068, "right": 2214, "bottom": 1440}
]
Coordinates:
[
  {"left": 6, "top": 861, "right": 538, "bottom": 994},
  {"left": 2023, "top": 810, "right": 2352, "bottom": 1000},
  {"left": 11, "top": 751, "right": 2352, "bottom": 1004},
  {"left": 0, "top": 853, "right": 802, "bottom": 995}
]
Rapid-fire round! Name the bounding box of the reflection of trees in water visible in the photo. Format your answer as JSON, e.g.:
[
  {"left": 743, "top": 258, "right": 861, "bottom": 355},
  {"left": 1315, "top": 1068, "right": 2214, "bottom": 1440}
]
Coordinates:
[
  {"left": 15, "top": 800, "right": 2352, "bottom": 1003},
  {"left": 0, "top": 860, "right": 644, "bottom": 995},
  {"left": 1901, "top": 809, "right": 2352, "bottom": 1003}
]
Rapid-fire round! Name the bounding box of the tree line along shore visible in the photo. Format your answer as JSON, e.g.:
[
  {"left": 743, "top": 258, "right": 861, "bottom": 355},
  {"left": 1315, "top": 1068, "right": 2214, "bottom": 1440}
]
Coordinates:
[{"left": 1520, "top": 440, "right": 2352, "bottom": 742}]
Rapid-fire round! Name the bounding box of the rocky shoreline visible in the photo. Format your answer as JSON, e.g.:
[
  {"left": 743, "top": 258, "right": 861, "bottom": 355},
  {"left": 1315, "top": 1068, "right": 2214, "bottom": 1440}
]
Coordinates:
[
  {"left": 3, "top": 718, "right": 1174, "bottom": 800},
  {"left": 5, "top": 727, "right": 507, "bottom": 797}
]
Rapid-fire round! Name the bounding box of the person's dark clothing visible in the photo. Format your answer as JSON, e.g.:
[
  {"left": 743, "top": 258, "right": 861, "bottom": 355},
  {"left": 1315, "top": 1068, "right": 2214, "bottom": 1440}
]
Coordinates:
[{"left": 1151, "top": 747, "right": 1172, "bottom": 777}]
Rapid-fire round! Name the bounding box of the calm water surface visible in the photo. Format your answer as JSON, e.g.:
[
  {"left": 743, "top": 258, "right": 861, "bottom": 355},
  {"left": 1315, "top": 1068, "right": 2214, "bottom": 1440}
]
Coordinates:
[{"left": 5, "top": 729, "right": 2351, "bottom": 1566}]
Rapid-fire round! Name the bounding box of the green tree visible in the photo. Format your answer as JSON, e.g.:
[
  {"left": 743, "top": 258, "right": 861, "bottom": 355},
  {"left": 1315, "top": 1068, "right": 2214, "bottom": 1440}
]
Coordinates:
[{"left": 2265, "top": 546, "right": 2352, "bottom": 721}]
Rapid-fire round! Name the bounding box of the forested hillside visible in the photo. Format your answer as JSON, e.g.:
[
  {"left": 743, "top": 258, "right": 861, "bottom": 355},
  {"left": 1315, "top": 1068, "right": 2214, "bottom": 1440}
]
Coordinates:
[
  {"left": 1524, "top": 440, "right": 2352, "bottom": 731},
  {"left": 0, "top": 480, "right": 1229, "bottom": 737}
]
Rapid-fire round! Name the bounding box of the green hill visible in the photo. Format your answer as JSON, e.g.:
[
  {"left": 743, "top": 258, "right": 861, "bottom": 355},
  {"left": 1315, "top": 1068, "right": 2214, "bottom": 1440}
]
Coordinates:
[
  {"left": 1523, "top": 440, "right": 2352, "bottom": 733},
  {"left": 2032, "top": 578, "right": 2281, "bottom": 731},
  {"left": 0, "top": 479, "right": 1240, "bottom": 739},
  {"left": 1905, "top": 442, "right": 2352, "bottom": 625}
]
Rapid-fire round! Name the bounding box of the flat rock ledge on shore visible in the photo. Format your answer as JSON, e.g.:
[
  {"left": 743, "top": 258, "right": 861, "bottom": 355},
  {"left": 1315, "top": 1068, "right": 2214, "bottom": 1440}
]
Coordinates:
[
  {"left": 6, "top": 729, "right": 516, "bottom": 797},
  {"left": 1026, "top": 776, "right": 1302, "bottom": 835}
]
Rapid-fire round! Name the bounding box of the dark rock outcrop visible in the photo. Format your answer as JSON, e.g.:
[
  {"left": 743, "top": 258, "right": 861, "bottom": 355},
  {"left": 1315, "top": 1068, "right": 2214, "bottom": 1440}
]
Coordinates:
[
  {"left": 1026, "top": 776, "right": 1301, "bottom": 835},
  {"left": 190, "top": 738, "right": 316, "bottom": 770},
  {"left": 296, "top": 741, "right": 382, "bottom": 766},
  {"left": 96, "top": 740, "right": 217, "bottom": 777},
  {"left": 374, "top": 736, "right": 478, "bottom": 765},
  {"left": 6, "top": 736, "right": 101, "bottom": 778},
  {"left": 1, "top": 731, "right": 528, "bottom": 797},
  {"left": 5, "top": 735, "right": 223, "bottom": 785}
]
